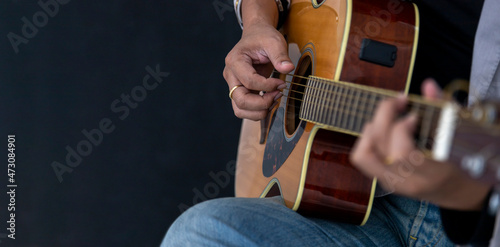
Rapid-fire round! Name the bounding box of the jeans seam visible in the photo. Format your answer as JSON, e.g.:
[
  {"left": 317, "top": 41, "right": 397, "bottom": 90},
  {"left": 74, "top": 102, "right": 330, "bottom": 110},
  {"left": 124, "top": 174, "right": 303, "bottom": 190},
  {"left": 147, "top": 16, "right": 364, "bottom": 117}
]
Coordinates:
[{"left": 408, "top": 201, "right": 429, "bottom": 247}]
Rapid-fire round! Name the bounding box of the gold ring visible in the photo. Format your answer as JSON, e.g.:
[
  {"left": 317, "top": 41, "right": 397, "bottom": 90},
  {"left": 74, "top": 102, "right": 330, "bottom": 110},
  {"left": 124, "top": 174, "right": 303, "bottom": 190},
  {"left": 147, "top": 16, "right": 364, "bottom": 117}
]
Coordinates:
[
  {"left": 384, "top": 156, "right": 394, "bottom": 165},
  {"left": 229, "top": 85, "right": 243, "bottom": 100}
]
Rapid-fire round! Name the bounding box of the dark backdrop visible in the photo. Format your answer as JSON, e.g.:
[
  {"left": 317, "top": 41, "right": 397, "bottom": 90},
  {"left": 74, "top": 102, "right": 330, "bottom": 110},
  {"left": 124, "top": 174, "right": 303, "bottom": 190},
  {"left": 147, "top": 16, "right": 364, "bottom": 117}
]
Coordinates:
[{"left": 0, "top": 0, "right": 242, "bottom": 246}]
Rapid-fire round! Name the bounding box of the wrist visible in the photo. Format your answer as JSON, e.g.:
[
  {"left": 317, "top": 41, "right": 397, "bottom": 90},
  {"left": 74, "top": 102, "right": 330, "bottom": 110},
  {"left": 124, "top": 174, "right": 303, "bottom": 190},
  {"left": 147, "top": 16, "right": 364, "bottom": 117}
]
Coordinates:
[
  {"left": 239, "top": 0, "right": 280, "bottom": 29},
  {"left": 439, "top": 178, "right": 490, "bottom": 211}
]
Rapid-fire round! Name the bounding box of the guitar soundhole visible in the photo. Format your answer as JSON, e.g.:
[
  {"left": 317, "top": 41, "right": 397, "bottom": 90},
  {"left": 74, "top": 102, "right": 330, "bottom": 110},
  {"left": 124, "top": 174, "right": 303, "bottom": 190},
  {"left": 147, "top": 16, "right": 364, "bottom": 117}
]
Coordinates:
[
  {"left": 264, "top": 183, "right": 281, "bottom": 198},
  {"left": 285, "top": 55, "right": 312, "bottom": 135}
]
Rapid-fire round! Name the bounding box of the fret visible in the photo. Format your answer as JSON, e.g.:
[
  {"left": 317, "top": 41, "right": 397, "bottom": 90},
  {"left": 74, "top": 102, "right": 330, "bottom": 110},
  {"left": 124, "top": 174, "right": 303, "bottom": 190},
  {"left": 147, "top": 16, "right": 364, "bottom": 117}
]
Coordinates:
[
  {"left": 367, "top": 92, "right": 378, "bottom": 121},
  {"left": 299, "top": 80, "right": 306, "bottom": 118},
  {"left": 335, "top": 86, "right": 347, "bottom": 128},
  {"left": 428, "top": 107, "right": 442, "bottom": 150},
  {"left": 341, "top": 87, "right": 352, "bottom": 130},
  {"left": 309, "top": 78, "right": 316, "bottom": 121},
  {"left": 311, "top": 79, "right": 317, "bottom": 121},
  {"left": 419, "top": 104, "right": 435, "bottom": 150},
  {"left": 328, "top": 83, "right": 339, "bottom": 126},
  {"left": 377, "top": 94, "right": 386, "bottom": 110},
  {"left": 308, "top": 78, "right": 316, "bottom": 121},
  {"left": 409, "top": 101, "right": 422, "bottom": 147},
  {"left": 360, "top": 92, "right": 370, "bottom": 125},
  {"left": 355, "top": 90, "right": 366, "bottom": 133},
  {"left": 332, "top": 85, "right": 343, "bottom": 127},
  {"left": 344, "top": 87, "right": 353, "bottom": 128},
  {"left": 410, "top": 100, "right": 420, "bottom": 115},
  {"left": 307, "top": 78, "right": 318, "bottom": 120},
  {"left": 302, "top": 78, "right": 313, "bottom": 120},
  {"left": 312, "top": 78, "right": 322, "bottom": 122},
  {"left": 318, "top": 78, "right": 328, "bottom": 124},
  {"left": 349, "top": 89, "right": 361, "bottom": 132},
  {"left": 348, "top": 87, "right": 356, "bottom": 129},
  {"left": 299, "top": 81, "right": 305, "bottom": 117},
  {"left": 377, "top": 94, "right": 386, "bottom": 107},
  {"left": 323, "top": 80, "right": 334, "bottom": 124}
]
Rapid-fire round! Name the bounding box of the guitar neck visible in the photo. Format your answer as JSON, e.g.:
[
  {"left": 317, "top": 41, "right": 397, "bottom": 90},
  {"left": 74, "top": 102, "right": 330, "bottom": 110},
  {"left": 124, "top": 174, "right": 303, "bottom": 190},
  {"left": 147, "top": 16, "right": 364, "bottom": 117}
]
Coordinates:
[
  {"left": 298, "top": 76, "right": 446, "bottom": 151},
  {"left": 298, "top": 75, "right": 500, "bottom": 178}
]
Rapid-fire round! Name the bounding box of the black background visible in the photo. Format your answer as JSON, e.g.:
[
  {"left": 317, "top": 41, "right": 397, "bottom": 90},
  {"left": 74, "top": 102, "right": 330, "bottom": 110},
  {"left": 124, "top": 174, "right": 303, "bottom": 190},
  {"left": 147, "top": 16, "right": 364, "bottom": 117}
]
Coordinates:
[{"left": 0, "top": 0, "right": 242, "bottom": 246}]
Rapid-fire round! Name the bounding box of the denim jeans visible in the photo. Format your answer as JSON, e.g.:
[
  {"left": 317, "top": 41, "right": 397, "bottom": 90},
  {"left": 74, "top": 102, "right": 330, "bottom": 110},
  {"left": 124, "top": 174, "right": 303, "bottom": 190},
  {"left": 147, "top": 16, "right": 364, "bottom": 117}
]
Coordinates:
[{"left": 161, "top": 195, "right": 454, "bottom": 246}]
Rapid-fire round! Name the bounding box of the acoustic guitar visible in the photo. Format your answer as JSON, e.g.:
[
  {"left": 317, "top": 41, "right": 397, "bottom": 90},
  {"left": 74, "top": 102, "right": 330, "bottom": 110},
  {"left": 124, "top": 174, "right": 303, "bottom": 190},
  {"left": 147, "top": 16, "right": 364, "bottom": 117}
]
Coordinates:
[{"left": 234, "top": 0, "right": 500, "bottom": 225}]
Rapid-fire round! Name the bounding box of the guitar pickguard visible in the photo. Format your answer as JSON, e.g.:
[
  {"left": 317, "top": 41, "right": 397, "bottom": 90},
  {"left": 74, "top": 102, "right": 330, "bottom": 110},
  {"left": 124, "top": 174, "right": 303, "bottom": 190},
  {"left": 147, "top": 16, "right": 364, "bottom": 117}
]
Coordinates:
[{"left": 262, "top": 106, "right": 306, "bottom": 177}]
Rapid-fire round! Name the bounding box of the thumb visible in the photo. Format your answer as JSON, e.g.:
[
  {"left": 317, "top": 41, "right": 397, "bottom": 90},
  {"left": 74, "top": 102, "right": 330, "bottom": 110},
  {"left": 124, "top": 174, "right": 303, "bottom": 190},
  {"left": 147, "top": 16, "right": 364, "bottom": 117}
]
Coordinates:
[
  {"left": 275, "top": 60, "right": 295, "bottom": 74},
  {"left": 421, "top": 78, "right": 443, "bottom": 100},
  {"left": 265, "top": 40, "right": 295, "bottom": 74}
]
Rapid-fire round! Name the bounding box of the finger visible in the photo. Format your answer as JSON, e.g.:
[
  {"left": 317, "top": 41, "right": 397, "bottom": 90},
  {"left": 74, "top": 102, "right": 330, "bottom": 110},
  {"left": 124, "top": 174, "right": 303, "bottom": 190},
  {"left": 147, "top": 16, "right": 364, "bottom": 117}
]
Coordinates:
[
  {"left": 387, "top": 113, "right": 419, "bottom": 163},
  {"left": 350, "top": 124, "right": 391, "bottom": 178},
  {"left": 226, "top": 32, "right": 292, "bottom": 91},
  {"left": 421, "top": 78, "right": 442, "bottom": 100},
  {"left": 254, "top": 63, "right": 275, "bottom": 79},
  {"left": 371, "top": 96, "right": 408, "bottom": 129},
  {"left": 231, "top": 100, "right": 274, "bottom": 120},
  {"left": 366, "top": 97, "right": 408, "bottom": 155},
  {"left": 226, "top": 72, "right": 282, "bottom": 111},
  {"left": 261, "top": 35, "right": 295, "bottom": 74},
  {"left": 233, "top": 89, "right": 282, "bottom": 111},
  {"left": 229, "top": 54, "right": 285, "bottom": 92}
]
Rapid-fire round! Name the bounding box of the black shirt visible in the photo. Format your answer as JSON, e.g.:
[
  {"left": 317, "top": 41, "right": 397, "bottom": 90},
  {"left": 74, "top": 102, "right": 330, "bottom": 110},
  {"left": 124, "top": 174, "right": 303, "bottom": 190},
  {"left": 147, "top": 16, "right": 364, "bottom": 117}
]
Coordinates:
[{"left": 409, "top": 0, "right": 484, "bottom": 101}]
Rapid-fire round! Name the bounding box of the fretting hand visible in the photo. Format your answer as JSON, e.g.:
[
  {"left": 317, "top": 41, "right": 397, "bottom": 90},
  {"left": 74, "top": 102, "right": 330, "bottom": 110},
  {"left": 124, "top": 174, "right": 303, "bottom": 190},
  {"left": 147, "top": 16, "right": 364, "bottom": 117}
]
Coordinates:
[{"left": 350, "top": 79, "right": 491, "bottom": 211}]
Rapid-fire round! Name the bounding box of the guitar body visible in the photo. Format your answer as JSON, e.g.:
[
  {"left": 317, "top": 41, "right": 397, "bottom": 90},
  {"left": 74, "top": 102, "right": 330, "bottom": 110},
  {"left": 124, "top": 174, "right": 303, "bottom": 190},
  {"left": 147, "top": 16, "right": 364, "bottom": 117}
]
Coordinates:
[{"left": 235, "top": 0, "right": 418, "bottom": 225}]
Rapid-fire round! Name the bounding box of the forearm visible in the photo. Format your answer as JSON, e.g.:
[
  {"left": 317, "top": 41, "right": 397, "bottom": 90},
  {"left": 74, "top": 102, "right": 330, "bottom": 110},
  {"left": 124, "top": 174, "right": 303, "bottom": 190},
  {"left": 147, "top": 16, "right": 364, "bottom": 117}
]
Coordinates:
[
  {"left": 240, "top": 0, "right": 279, "bottom": 29},
  {"left": 432, "top": 173, "right": 490, "bottom": 211}
]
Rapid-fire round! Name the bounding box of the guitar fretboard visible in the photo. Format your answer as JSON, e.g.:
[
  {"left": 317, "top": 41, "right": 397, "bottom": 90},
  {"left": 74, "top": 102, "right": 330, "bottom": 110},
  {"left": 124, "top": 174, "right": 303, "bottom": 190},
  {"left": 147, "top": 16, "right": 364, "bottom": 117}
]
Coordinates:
[{"left": 298, "top": 76, "right": 443, "bottom": 150}]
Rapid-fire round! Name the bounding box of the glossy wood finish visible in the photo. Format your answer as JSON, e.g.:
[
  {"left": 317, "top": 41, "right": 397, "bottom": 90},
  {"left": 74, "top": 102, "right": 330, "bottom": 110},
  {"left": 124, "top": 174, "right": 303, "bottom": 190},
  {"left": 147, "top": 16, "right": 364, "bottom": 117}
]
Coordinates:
[
  {"left": 340, "top": 0, "right": 417, "bottom": 90},
  {"left": 235, "top": 0, "right": 417, "bottom": 224},
  {"left": 299, "top": 129, "right": 368, "bottom": 224}
]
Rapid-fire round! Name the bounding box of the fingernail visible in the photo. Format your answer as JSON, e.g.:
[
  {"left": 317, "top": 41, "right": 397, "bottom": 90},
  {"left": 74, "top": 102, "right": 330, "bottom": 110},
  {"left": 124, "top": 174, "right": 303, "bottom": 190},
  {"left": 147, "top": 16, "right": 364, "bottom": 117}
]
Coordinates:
[
  {"left": 274, "top": 92, "right": 283, "bottom": 101},
  {"left": 281, "top": 61, "right": 292, "bottom": 66},
  {"left": 277, "top": 84, "right": 287, "bottom": 90}
]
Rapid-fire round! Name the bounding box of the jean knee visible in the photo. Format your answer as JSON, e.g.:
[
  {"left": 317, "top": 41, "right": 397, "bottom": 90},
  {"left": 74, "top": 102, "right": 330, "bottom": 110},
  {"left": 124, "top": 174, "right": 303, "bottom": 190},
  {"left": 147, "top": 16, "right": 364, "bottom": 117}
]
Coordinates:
[{"left": 162, "top": 197, "right": 284, "bottom": 246}]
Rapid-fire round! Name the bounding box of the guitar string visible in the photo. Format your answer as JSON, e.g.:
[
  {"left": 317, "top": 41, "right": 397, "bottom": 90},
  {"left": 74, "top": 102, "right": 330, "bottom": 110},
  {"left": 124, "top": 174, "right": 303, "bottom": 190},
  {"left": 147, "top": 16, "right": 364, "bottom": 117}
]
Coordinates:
[
  {"left": 274, "top": 82, "right": 459, "bottom": 155},
  {"left": 280, "top": 74, "right": 443, "bottom": 108},
  {"left": 281, "top": 81, "right": 429, "bottom": 117},
  {"left": 280, "top": 77, "right": 491, "bottom": 153},
  {"left": 277, "top": 77, "right": 440, "bottom": 121},
  {"left": 269, "top": 74, "right": 445, "bottom": 144},
  {"left": 284, "top": 80, "right": 392, "bottom": 114},
  {"left": 277, "top": 79, "right": 438, "bottom": 136},
  {"left": 282, "top": 85, "right": 436, "bottom": 143},
  {"left": 290, "top": 73, "right": 444, "bottom": 105},
  {"left": 269, "top": 74, "right": 494, "bottom": 158},
  {"left": 286, "top": 81, "right": 389, "bottom": 130}
]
